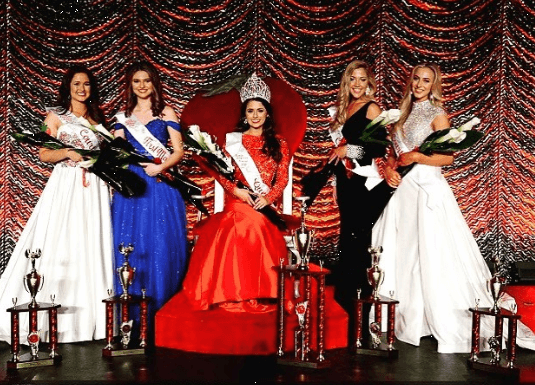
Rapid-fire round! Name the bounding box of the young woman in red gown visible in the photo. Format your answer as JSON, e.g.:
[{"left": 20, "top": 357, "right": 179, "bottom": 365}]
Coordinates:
[{"left": 182, "top": 74, "right": 290, "bottom": 312}]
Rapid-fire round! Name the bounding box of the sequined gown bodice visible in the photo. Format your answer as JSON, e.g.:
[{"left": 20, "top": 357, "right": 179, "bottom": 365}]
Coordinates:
[{"left": 393, "top": 100, "right": 443, "bottom": 155}]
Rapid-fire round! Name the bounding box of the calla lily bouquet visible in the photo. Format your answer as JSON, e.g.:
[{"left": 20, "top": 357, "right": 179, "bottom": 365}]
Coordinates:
[
  {"left": 185, "top": 125, "right": 234, "bottom": 177},
  {"left": 360, "top": 109, "right": 401, "bottom": 146},
  {"left": 300, "top": 108, "right": 399, "bottom": 209},
  {"left": 393, "top": 117, "right": 484, "bottom": 182},
  {"left": 185, "top": 125, "right": 292, "bottom": 231},
  {"left": 11, "top": 124, "right": 205, "bottom": 207},
  {"left": 418, "top": 117, "right": 483, "bottom": 154},
  {"left": 11, "top": 126, "right": 149, "bottom": 197}
]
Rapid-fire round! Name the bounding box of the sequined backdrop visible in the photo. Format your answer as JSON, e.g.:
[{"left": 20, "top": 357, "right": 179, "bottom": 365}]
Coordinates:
[{"left": 1, "top": 0, "right": 535, "bottom": 273}]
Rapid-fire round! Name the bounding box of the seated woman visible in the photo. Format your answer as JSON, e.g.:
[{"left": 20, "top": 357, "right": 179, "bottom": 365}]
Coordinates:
[{"left": 182, "top": 73, "right": 290, "bottom": 312}]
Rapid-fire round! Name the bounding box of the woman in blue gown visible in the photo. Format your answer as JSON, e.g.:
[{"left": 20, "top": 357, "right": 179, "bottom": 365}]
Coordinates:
[{"left": 112, "top": 61, "right": 188, "bottom": 339}]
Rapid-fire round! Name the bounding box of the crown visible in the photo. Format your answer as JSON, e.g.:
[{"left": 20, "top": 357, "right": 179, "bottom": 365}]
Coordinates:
[{"left": 239, "top": 73, "right": 271, "bottom": 103}]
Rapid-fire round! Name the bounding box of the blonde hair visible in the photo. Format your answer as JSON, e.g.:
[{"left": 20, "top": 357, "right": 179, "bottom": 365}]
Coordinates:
[
  {"left": 395, "top": 63, "right": 444, "bottom": 132},
  {"left": 331, "top": 60, "right": 377, "bottom": 131}
]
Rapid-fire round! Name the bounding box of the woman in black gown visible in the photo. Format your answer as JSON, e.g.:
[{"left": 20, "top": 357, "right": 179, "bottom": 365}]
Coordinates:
[{"left": 329, "top": 60, "right": 388, "bottom": 340}]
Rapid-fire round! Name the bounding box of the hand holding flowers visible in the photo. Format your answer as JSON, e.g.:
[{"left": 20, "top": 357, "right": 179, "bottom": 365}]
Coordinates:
[
  {"left": 390, "top": 117, "right": 483, "bottom": 181},
  {"left": 185, "top": 125, "right": 291, "bottom": 230}
]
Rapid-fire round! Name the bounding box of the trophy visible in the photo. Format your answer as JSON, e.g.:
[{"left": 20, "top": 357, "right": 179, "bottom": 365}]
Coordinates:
[
  {"left": 367, "top": 246, "right": 384, "bottom": 300},
  {"left": 117, "top": 243, "right": 136, "bottom": 299},
  {"left": 487, "top": 272, "right": 505, "bottom": 314},
  {"left": 293, "top": 196, "right": 314, "bottom": 271},
  {"left": 23, "top": 249, "right": 44, "bottom": 309}
]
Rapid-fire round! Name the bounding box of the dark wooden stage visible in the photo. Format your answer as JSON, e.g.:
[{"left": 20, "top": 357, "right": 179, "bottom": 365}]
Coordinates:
[{"left": 0, "top": 337, "right": 534, "bottom": 384}]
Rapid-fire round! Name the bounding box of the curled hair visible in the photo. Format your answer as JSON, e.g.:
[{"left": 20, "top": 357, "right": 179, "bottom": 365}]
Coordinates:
[
  {"left": 56, "top": 65, "right": 105, "bottom": 125},
  {"left": 331, "top": 60, "right": 377, "bottom": 131},
  {"left": 124, "top": 61, "right": 165, "bottom": 117},
  {"left": 237, "top": 97, "right": 282, "bottom": 162},
  {"left": 395, "top": 63, "right": 444, "bottom": 132}
]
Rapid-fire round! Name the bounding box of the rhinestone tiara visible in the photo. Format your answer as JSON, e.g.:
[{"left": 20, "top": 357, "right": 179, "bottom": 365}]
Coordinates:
[{"left": 239, "top": 73, "right": 271, "bottom": 103}]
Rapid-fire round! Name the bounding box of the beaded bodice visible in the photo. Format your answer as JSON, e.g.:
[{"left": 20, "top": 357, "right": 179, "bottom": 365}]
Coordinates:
[{"left": 393, "top": 100, "right": 444, "bottom": 154}]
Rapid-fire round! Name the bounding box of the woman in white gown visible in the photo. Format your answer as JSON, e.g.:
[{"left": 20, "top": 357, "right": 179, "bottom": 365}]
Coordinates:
[
  {"left": 0, "top": 66, "right": 114, "bottom": 343},
  {"left": 374, "top": 63, "right": 535, "bottom": 353}
]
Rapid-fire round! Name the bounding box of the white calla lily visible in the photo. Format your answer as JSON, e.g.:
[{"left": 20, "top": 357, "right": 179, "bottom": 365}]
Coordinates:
[
  {"left": 448, "top": 129, "right": 466, "bottom": 143},
  {"left": 201, "top": 132, "right": 217, "bottom": 152},
  {"left": 457, "top": 117, "right": 481, "bottom": 132},
  {"left": 327, "top": 106, "right": 337, "bottom": 120},
  {"left": 188, "top": 125, "right": 204, "bottom": 145},
  {"left": 78, "top": 158, "right": 96, "bottom": 169},
  {"left": 381, "top": 109, "right": 401, "bottom": 125}
]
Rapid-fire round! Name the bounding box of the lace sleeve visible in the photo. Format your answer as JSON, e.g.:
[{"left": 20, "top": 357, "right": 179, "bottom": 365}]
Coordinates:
[{"left": 265, "top": 138, "right": 290, "bottom": 204}]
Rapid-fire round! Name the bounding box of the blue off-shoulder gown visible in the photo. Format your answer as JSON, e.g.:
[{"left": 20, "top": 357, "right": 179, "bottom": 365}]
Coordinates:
[{"left": 111, "top": 118, "right": 188, "bottom": 333}]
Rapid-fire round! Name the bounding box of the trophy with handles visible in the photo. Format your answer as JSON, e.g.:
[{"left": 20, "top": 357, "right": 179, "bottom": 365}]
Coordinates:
[
  {"left": 117, "top": 243, "right": 136, "bottom": 299},
  {"left": 23, "top": 249, "right": 44, "bottom": 308},
  {"left": 293, "top": 196, "right": 314, "bottom": 271},
  {"left": 367, "top": 246, "right": 385, "bottom": 300}
]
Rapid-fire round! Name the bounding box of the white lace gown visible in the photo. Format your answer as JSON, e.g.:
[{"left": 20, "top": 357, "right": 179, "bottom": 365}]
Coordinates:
[
  {"left": 0, "top": 109, "right": 114, "bottom": 344},
  {"left": 372, "top": 100, "right": 535, "bottom": 353}
]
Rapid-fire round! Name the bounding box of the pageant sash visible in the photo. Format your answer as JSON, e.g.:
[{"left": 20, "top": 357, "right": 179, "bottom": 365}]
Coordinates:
[
  {"left": 225, "top": 132, "right": 270, "bottom": 196},
  {"left": 46, "top": 107, "right": 102, "bottom": 150},
  {"left": 115, "top": 112, "right": 170, "bottom": 162}
]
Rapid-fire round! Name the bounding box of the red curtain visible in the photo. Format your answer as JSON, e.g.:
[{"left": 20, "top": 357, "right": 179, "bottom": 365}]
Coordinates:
[{"left": 1, "top": 0, "right": 534, "bottom": 272}]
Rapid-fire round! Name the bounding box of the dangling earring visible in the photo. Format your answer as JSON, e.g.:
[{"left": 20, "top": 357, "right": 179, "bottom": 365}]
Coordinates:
[
  {"left": 365, "top": 87, "right": 371, "bottom": 96},
  {"left": 429, "top": 94, "right": 434, "bottom": 103},
  {"left": 243, "top": 118, "right": 248, "bottom": 125}
]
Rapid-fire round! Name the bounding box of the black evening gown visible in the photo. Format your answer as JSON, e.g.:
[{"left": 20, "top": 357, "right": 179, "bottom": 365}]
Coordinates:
[{"left": 333, "top": 102, "right": 390, "bottom": 329}]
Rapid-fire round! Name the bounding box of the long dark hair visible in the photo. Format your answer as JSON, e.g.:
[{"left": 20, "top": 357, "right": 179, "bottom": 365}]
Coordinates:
[
  {"left": 237, "top": 97, "right": 282, "bottom": 162},
  {"left": 124, "top": 61, "right": 165, "bottom": 117},
  {"left": 56, "top": 65, "right": 105, "bottom": 124}
]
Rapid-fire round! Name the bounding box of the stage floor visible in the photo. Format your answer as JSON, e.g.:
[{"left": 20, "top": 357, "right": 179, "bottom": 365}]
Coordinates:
[{"left": 0, "top": 337, "right": 534, "bottom": 384}]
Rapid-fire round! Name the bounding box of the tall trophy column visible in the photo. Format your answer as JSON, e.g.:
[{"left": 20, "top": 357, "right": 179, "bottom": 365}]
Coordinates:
[
  {"left": 102, "top": 243, "right": 151, "bottom": 357},
  {"left": 275, "top": 196, "right": 329, "bottom": 368},
  {"left": 468, "top": 270, "right": 520, "bottom": 379},
  {"left": 7, "top": 249, "right": 62, "bottom": 369},
  {"left": 353, "top": 246, "right": 399, "bottom": 358}
]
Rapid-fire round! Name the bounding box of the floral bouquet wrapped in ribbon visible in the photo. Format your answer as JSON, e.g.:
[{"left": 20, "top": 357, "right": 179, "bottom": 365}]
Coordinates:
[
  {"left": 185, "top": 125, "right": 291, "bottom": 231},
  {"left": 300, "top": 108, "right": 400, "bottom": 208}
]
